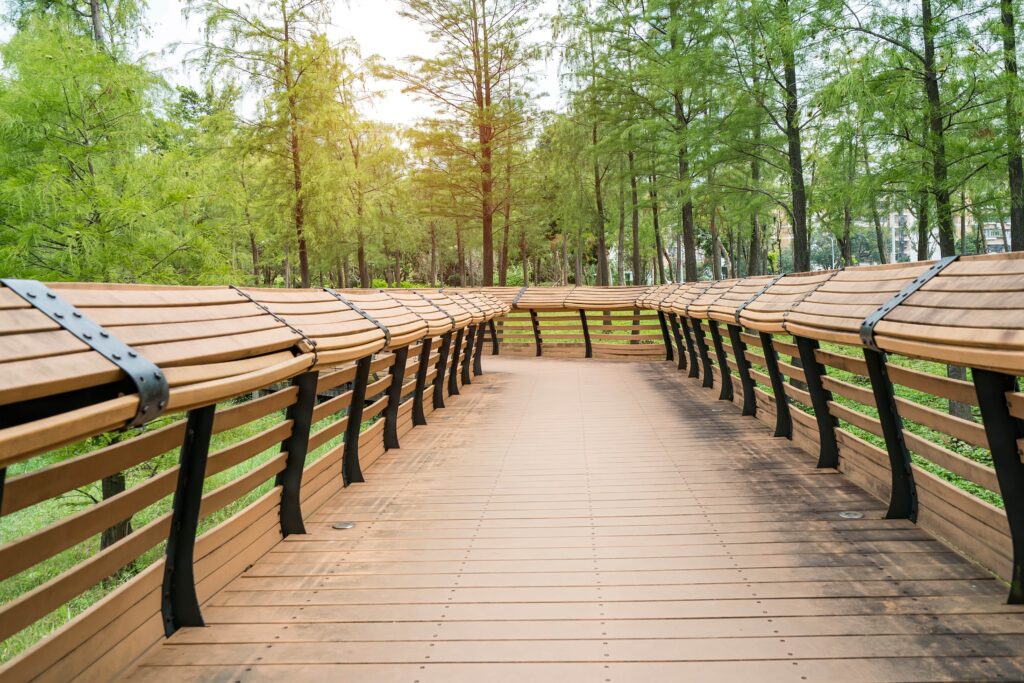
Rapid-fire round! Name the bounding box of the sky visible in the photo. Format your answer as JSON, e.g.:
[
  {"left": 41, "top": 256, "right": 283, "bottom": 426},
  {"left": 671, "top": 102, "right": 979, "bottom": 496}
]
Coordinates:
[{"left": 138, "top": 0, "right": 563, "bottom": 126}]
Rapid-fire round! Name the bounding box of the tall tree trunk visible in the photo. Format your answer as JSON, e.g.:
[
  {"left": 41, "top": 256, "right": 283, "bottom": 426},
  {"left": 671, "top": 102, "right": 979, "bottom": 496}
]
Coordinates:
[
  {"left": 282, "top": 12, "right": 310, "bottom": 288},
  {"left": 499, "top": 170, "right": 511, "bottom": 285},
  {"left": 430, "top": 222, "right": 438, "bottom": 286},
  {"left": 520, "top": 227, "right": 529, "bottom": 286},
  {"left": 960, "top": 190, "right": 967, "bottom": 255},
  {"left": 617, "top": 170, "right": 626, "bottom": 285},
  {"left": 341, "top": 253, "right": 349, "bottom": 288},
  {"left": 88, "top": 0, "right": 106, "bottom": 46},
  {"left": 749, "top": 156, "right": 763, "bottom": 275},
  {"left": 575, "top": 228, "right": 584, "bottom": 284},
  {"left": 916, "top": 189, "right": 931, "bottom": 261},
  {"left": 358, "top": 234, "right": 370, "bottom": 287},
  {"left": 249, "top": 232, "right": 260, "bottom": 282},
  {"left": 710, "top": 207, "right": 721, "bottom": 279},
  {"left": 628, "top": 151, "right": 640, "bottom": 284},
  {"left": 863, "top": 147, "right": 888, "bottom": 263},
  {"left": 592, "top": 124, "right": 609, "bottom": 286},
  {"left": 922, "top": 0, "right": 956, "bottom": 257},
  {"left": 675, "top": 233, "right": 682, "bottom": 282},
  {"left": 1002, "top": 0, "right": 1024, "bottom": 251},
  {"left": 779, "top": 0, "right": 810, "bottom": 272},
  {"left": 100, "top": 471, "right": 132, "bottom": 551},
  {"left": 650, "top": 176, "right": 665, "bottom": 284},
  {"left": 457, "top": 222, "right": 466, "bottom": 286},
  {"left": 284, "top": 240, "right": 292, "bottom": 287}
]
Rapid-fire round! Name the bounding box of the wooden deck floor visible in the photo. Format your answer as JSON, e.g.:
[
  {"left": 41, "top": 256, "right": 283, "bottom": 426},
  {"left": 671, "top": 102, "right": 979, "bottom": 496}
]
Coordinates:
[{"left": 127, "top": 357, "right": 1024, "bottom": 682}]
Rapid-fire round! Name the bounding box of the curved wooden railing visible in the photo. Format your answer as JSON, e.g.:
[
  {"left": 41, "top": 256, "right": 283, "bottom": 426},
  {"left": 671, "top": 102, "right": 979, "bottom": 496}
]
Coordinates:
[
  {"left": 0, "top": 283, "right": 507, "bottom": 680},
  {"left": 3, "top": 253, "right": 1024, "bottom": 680},
  {"left": 468, "top": 253, "right": 1024, "bottom": 608}
]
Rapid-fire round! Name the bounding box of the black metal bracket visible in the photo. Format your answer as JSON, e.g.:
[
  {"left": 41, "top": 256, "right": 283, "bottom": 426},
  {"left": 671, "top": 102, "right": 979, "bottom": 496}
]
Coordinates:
[
  {"left": 690, "top": 319, "right": 715, "bottom": 389},
  {"left": 2, "top": 279, "right": 169, "bottom": 428},
  {"left": 461, "top": 325, "right": 476, "bottom": 386},
  {"left": 383, "top": 346, "right": 410, "bottom": 450},
  {"left": 708, "top": 320, "right": 733, "bottom": 402},
  {"left": 973, "top": 369, "right": 1024, "bottom": 603},
  {"left": 324, "top": 288, "right": 391, "bottom": 348},
  {"left": 413, "top": 291, "right": 457, "bottom": 328},
  {"left": 474, "top": 324, "right": 487, "bottom": 375},
  {"left": 448, "top": 328, "right": 464, "bottom": 396},
  {"left": 794, "top": 337, "right": 839, "bottom": 469},
  {"left": 433, "top": 332, "right": 453, "bottom": 409},
  {"left": 859, "top": 255, "right": 958, "bottom": 351},
  {"left": 579, "top": 310, "right": 593, "bottom": 358},
  {"left": 679, "top": 316, "right": 699, "bottom": 379},
  {"left": 276, "top": 371, "right": 319, "bottom": 536},
  {"left": 342, "top": 356, "right": 372, "bottom": 485},
  {"left": 863, "top": 348, "right": 916, "bottom": 520},
  {"left": 529, "top": 309, "right": 542, "bottom": 357},
  {"left": 657, "top": 311, "right": 674, "bottom": 362},
  {"left": 511, "top": 285, "right": 529, "bottom": 308},
  {"left": 727, "top": 325, "right": 757, "bottom": 416},
  {"left": 668, "top": 313, "right": 686, "bottom": 371},
  {"left": 734, "top": 274, "right": 787, "bottom": 325},
  {"left": 489, "top": 319, "right": 500, "bottom": 356},
  {"left": 162, "top": 403, "right": 215, "bottom": 636},
  {"left": 231, "top": 285, "right": 318, "bottom": 368},
  {"left": 759, "top": 333, "right": 793, "bottom": 439},
  {"left": 412, "top": 337, "right": 433, "bottom": 425}
]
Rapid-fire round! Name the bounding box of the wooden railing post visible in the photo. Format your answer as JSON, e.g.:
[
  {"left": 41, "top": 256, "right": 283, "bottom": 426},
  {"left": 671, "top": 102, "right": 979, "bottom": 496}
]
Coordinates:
[
  {"left": 412, "top": 338, "right": 433, "bottom": 425},
  {"left": 579, "top": 310, "right": 593, "bottom": 358},
  {"left": 162, "top": 404, "right": 215, "bottom": 636},
  {"left": 529, "top": 309, "right": 543, "bottom": 357},
  {"left": 727, "top": 325, "right": 757, "bottom": 416},
  {"left": 433, "top": 332, "right": 452, "bottom": 409},
  {"left": 657, "top": 310, "right": 674, "bottom": 362},
  {"left": 794, "top": 337, "right": 840, "bottom": 469},
  {"left": 383, "top": 346, "right": 409, "bottom": 450},
  {"left": 490, "top": 319, "right": 500, "bottom": 355},
  {"left": 973, "top": 368, "right": 1024, "bottom": 603},
  {"left": 707, "top": 320, "right": 733, "bottom": 402},
  {"left": 277, "top": 371, "right": 319, "bottom": 536},
  {"left": 668, "top": 312, "right": 687, "bottom": 371},
  {"left": 343, "top": 355, "right": 372, "bottom": 485},
  {"left": 461, "top": 325, "right": 476, "bottom": 386},
  {"left": 690, "top": 318, "right": 715, "bottom": 389},
  {"left": 679, "top": 316, "right": 699, "bottom": 379},
  {"left": 473, "top": 323, "right": 486, "bottom": 375},
  {"left": 862, "top": 348, "right": 916, "bottom": 520},
  {"left": 759, "top": 332, "right": 792, "bottom": 439},
  {"left": 448, "top": 328, "right": 464, "bottom": 397}
]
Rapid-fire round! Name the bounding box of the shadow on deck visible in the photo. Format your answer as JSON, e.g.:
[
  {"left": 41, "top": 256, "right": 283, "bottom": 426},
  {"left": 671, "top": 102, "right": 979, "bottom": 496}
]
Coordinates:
[{"left": 126, "top": 357, "right": 1024, "bottom": 682}]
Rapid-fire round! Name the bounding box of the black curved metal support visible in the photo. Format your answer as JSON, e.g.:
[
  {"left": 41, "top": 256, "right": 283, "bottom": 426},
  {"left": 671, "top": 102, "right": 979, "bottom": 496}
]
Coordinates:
[
  {"left": 679, "top": 316, "right": 699, "bottom": 379},
  {"left": 973, "top": 369, "right": 1024, "bottom": 603},
  {"left": 690, "top": 319, "right": 714, "bottom": 389},
  {"left": 863, "top": 348, "right": 916, "bottom": 521},
  {"left": 668, "top": 313, "right": 686, "bottom": 371},
  {"left": 413, "top": 338, "right": 432, "bottom": 425},
  {"left": 448, "top": 328, "right": 464, "bottom": 396},
  {"left": 383, "top": 346, "right": 410, "bottom": 451},
  {"left": 657, "top": 310, "right": 674, "bottom": 362},
  {"left": 277, "top": 371, "right": 319, "bottom": 536},
  {"left": 759, "top": 332, "right": 792, "bottom": 439},
  {"left": 795, "top": 337, "right": 840, "bottom": 469},
  {"left": 489, "top": 319, "right": 500, "bottom": 355},
  {"left": 433, "top": 332, "right": 452, "bottom": 409},
  {"left": 530, "top": 309, "right": 542, "bottom": 357},
  {"left": 708, "top": 320, "right": 733, "bottom": 402},
  {"left": 474, "top": 324, "right": 486, "bottom": 375},
  {"left": 727, "top": 324, "right": 757, "bottom": 416},
  {"left": 461, "top": 325, "right": 476, "bottom": 386},
  {"left": 342, "top": 355, "right": 372, "bottom": 486},
  {"left": 162, "top": 403, "right": 215, "bottom": 636},
  {"left": 579, "top": 310, "right": 593, "bottom": 358}
]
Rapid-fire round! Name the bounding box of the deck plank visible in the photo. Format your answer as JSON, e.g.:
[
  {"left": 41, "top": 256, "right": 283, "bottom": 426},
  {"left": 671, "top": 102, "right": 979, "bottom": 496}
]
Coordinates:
[{"left": 126, "top": 357, "right": 1024, "bottom": 682}]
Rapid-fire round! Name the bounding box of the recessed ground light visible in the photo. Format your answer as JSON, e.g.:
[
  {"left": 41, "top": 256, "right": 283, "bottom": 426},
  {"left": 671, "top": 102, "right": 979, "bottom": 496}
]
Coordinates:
[
  {"left": 839, "top": 511, "right": 864, "bottom": 519},
  {"left": 332, "top": 522, "right": 356, "bottom": 529}
]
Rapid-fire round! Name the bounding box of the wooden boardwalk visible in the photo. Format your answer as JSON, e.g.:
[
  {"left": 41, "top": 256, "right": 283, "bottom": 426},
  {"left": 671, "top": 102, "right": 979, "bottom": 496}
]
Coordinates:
[{"left": 127, "top": 357, "right": 1024, "bottom": 682}]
